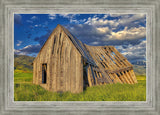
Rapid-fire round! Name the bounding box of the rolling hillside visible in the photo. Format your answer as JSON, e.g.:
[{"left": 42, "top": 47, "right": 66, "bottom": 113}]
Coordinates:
[
  {"left": 133, "top": 65, "right": 146, "bottom": 76},
  {"left": 14, "top": 54, "right": 35, "bottom": 72}
]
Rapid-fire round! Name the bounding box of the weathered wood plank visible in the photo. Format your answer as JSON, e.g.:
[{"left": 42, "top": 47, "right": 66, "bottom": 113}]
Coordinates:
[
  {"left": 113, "top": 73, "right": 123, "bottom": 83},
  {"left": 125, "top": 71, "right": 134, "bottom": 84},
  {"left": 127, "top": 70, "right": 135, "bottom": 83},
  {"left": 72, "top": 48, "right": 76, "bottom": 93},
  {"left": 117, "top": 72, "right": 126, "bottom": 83},
  {"left": 130, "top": 70, "right": 138, "bottom": 83},
  {"left": 60, "top": 34, "right": 67, "bottom": 92},
  {"left": 121, "top": 71, "right": 130, "bottom": 84},
  {"left": 86, "top": 65, "right": 94, "bottom": 87},
  {"left": 65, "top": 43, "right": 71, "bottom": 92},
  {"left": 70, "top": 47, "right": 74, "bottom": 92}
]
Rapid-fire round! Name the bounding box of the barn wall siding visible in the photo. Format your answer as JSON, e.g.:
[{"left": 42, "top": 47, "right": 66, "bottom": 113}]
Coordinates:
[{"left": 33, "top": 26, "right": 83, "bottom": 93}]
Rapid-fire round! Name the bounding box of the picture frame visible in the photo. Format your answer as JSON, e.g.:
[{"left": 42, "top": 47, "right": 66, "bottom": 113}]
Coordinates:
[{"left": 0, "top": 0, "right": 160, "bottom": 115}]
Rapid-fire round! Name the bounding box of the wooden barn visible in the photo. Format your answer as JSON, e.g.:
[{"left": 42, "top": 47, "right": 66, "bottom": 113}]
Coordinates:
[{"left": 32, "top": 24, "right": 137, "bottom": 93}]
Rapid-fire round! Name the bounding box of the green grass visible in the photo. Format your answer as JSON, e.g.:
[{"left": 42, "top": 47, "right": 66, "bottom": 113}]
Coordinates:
[
  {"left": 14, "top": 72, "right": 146, "bottom": 101},
  {"left": 14, "top": 71, "right": 33, "bottom": 83},
  {"left": 136, "top": 75, "right": 146, "bottom": 81}
]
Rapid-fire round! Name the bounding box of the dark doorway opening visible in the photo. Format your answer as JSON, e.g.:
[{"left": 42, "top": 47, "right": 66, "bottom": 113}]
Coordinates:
[
  {"left": 42, "top": 63, "right": 47, "bottom": 84},
  {"left": 83, "top": 63, "right": 89, "bottom": 90}
]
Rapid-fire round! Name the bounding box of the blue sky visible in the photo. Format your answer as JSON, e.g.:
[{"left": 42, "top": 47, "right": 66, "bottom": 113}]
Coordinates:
[{"left": 14, "top": 14, "right": 146, "bottom": 63}]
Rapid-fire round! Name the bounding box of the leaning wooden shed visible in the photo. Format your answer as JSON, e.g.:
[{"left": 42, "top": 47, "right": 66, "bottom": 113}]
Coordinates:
[{"left": 32, "top": 24, "right": 137, "bottom": 93}]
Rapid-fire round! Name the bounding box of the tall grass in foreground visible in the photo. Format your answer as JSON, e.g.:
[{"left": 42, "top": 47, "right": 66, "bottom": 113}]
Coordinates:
[{"left": 14, "top": 71, "right": 146, "bottom": 101}]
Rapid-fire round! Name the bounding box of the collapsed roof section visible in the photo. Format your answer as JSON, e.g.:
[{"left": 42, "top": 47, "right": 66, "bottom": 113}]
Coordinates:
[{"left": 85, "top": 45, "right": 138, "bottom": 86}]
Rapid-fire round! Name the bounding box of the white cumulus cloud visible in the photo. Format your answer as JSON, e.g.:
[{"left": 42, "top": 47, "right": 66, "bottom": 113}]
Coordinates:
[{"left": 109, "top": 26, "right": 146, "bottom": 40}]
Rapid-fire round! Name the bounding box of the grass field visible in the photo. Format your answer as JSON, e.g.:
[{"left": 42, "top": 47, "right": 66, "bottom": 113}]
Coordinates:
[{"left": 14, "top": 71, "right": 146, "bottom": 101}]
